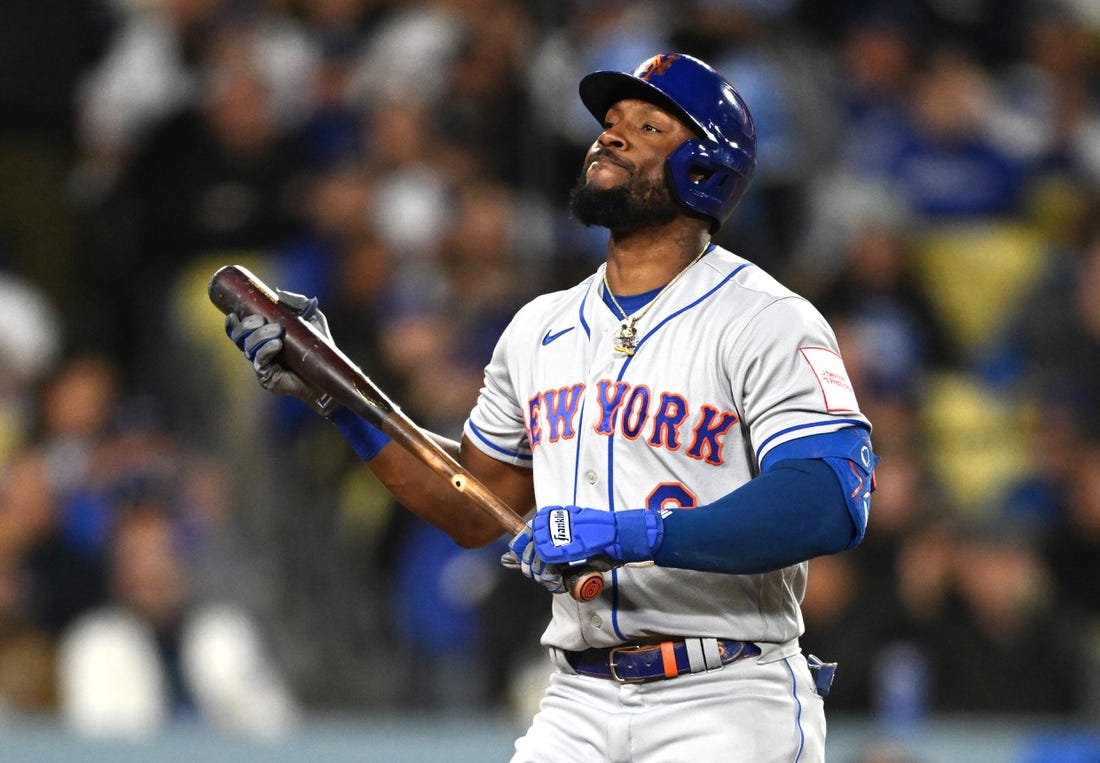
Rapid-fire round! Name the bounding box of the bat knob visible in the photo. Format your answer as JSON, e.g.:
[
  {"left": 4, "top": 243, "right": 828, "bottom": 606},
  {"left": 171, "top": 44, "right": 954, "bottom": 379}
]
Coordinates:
[{"left": 570, "top": 570, "right": 604, "bottom": 601}]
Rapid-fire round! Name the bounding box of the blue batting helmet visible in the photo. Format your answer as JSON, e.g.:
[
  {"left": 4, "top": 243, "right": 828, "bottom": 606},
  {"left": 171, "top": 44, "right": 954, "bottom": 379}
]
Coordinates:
[{"left": 579, "top": 53, "right": 756, "bottom": 230}]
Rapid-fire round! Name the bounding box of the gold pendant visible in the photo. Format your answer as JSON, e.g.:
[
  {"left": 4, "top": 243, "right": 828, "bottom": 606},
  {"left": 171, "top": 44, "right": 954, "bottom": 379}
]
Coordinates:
[{"left": 614, "top": 319, "right": 637, "bottom": 356}]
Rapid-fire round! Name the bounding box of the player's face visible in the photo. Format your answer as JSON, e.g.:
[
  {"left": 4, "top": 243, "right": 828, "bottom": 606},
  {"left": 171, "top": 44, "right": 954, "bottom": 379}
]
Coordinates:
[
  {"left": 583, "top": 99, "right": 696, "bottom": 188},
  {"left": 569, "top": 99, "right": 696, "bottom": 231}
]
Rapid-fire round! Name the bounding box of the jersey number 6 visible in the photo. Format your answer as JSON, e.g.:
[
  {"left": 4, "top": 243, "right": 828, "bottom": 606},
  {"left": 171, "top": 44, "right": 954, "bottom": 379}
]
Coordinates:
[{"left": 646, "top": 482, "right": 698, "bottom": 511}]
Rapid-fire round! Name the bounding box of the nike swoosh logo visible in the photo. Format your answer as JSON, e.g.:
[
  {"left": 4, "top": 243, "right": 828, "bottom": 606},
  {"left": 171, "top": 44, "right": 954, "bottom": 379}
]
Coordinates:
[{"left": 541, "top": 327, "right": 575, "bottom": 346}]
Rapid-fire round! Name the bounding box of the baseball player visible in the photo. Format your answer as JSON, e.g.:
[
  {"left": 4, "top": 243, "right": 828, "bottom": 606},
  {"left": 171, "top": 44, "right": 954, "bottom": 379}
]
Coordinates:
[{"left": 227, "top": 53, "right": 876, "bottom": 762}]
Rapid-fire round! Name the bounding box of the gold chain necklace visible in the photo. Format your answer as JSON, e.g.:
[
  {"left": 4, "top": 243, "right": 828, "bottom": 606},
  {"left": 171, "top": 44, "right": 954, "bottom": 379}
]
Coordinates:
[{"left": 603, "top": 247, "right": 708, "bottom": 356}]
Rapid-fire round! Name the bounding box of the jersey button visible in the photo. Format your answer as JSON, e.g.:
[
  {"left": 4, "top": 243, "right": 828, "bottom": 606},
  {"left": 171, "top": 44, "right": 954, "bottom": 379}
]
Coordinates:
[
  {"left": 590, "top": 615, "right": 602, "bottom": 628},
  {"left": 584, "top": 470, "right": 597, "bottom": 485}
]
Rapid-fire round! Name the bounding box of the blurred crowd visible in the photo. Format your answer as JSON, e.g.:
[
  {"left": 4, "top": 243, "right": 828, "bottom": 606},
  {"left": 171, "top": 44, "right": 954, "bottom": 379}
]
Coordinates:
[{"left": 2, "top": 0, "right": 1100, "bottom": 743}]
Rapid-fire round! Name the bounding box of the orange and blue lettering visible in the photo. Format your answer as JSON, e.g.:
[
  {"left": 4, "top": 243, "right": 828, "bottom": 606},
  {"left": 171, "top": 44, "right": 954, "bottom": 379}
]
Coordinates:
[
  {"left": 648, "top": 393, "right": 688, "bottom": 450},
  {"left": 543, "top": 383, "right": 585, "bottom": 442},
  {"left": 594, "top": 380, "right": 630, "bottom": 435},
  {"left": 527, "top": 395, "right": 543, "bottom": 450},
  {"left": 687, "top": 405, "right": 739, "bottom": 465},
  {"left": 621, "top": 386, "right": 652, "bottom": 440},
  {"left": 638, "top": 54, "right": 678, "bottom": 81}
]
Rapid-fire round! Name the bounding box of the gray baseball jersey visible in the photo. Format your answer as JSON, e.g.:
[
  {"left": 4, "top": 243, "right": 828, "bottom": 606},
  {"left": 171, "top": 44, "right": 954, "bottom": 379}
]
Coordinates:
[{"left": 464, "top": 245, "right": 870, "bottom": 652}]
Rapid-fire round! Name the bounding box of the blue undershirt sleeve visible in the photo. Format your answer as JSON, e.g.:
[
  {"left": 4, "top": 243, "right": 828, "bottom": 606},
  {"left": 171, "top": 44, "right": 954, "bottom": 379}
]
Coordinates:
[{"left": 652, "top": 457, "right": 857, "bottom": 574}]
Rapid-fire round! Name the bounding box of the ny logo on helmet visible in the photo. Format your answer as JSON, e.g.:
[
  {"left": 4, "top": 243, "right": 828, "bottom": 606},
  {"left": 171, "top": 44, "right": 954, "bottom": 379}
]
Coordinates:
[{"left": 638, "top": 54, "right": 679, "bottom": 81}]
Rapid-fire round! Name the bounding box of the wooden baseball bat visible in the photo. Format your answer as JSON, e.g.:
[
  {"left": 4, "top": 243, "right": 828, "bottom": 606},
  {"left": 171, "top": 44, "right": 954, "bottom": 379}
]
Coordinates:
[{"left": 208, "top": 264, "right": 605, "bottom": 602}]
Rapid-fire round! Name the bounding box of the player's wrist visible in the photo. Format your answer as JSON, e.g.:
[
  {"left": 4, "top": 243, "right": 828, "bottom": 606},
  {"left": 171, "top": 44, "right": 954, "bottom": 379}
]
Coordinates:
[
  {"left": 612, "top": 508, "right": 664, "bottom": 562},
  {"left": 327, "top": 406, "right": 391, "bottom": 461}
]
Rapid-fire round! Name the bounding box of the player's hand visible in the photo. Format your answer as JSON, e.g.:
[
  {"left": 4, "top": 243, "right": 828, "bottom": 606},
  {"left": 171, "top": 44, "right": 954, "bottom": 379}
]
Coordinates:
[
  {"left": 225, "top": 289, "right": 336, "bottom": 414},
  {"left": 503, "top": 523, "right": 565, "bottom": 594},
  {"left": 531, "top": 506, "right": 664, "bottom": 567}
]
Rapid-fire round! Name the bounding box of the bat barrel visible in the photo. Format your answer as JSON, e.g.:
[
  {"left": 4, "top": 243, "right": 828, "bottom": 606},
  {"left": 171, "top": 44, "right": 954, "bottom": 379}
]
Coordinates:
[{"left": 210, "top": 265, "right": 399, "bottom": 422}]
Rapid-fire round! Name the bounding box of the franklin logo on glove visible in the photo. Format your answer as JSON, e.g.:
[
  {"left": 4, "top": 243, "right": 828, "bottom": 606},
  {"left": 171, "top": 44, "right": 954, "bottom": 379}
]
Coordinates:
[{"left": 550, "top": 509, "right": 573, "bottom": 546}]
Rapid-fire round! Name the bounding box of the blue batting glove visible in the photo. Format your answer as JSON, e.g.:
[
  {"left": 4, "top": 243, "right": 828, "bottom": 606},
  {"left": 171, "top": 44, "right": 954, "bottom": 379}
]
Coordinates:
[
  {"left": 532, "top": 506, "right": 664, "bottom": 566},
  {"left": 505, "top": 523, "right": 565, "bottom": 593}
]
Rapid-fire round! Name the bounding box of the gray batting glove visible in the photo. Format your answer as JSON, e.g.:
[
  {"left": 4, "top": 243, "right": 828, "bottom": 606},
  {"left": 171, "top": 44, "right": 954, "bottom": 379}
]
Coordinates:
[
  {"left": 224, "top": 290, "right": 336, "bottom": 415},
  {"left": 501, "top": 523, "right": 566, "bottom": 594}
]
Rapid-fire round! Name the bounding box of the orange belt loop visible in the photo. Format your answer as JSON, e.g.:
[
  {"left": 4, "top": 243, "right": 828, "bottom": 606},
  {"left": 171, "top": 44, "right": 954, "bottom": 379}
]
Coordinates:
[{"left": 660, "top": 642, "right": 679, "bottom": 678}]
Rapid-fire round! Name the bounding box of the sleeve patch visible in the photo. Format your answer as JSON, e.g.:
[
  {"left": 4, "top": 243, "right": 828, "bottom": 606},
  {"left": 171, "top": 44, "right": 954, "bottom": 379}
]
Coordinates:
[{"left": 799, "top": 346, "right": 859, "bottom": 413}]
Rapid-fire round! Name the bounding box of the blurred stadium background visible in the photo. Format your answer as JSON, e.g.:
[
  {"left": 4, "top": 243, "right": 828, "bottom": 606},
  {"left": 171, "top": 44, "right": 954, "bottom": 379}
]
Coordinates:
[{"left": 2, "top": 0, "right": 1100, "bottom": 760}]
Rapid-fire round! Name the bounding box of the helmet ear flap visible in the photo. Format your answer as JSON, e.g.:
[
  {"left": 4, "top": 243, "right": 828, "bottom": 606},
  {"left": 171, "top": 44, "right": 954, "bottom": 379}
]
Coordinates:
[{"left": 667, "top": 139, "right": 752, "bottom": 229}]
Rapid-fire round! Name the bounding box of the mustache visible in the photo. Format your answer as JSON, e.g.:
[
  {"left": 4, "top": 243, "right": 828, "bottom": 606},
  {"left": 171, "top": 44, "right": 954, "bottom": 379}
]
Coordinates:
[{"left": 588, "top": 147, "right": 632, "bottom": 171}]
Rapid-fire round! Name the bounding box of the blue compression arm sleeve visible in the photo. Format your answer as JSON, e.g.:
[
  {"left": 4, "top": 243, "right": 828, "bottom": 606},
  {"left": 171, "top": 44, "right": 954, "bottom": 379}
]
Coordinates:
[{"left": 652, "top": 457, "right": 857, "bottom": 574}]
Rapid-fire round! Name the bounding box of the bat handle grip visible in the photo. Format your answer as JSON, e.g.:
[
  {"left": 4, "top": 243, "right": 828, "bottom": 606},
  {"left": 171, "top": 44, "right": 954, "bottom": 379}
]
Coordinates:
[{"left": 565, "top": 568, "right": 604, "bottom": 601}]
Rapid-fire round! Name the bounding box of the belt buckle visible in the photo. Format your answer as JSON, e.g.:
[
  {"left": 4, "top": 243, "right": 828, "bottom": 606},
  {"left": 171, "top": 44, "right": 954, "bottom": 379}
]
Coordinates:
[
  {"left": 720, "top": 639, "right": 746, "bottom": 662},
  {"left": 608, "top": 644, "right": 649, "bottom": 683}
]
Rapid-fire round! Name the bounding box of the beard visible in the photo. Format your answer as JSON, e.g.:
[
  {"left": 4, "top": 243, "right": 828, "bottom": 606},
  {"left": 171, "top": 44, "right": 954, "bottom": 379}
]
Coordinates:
[{"left": 568, "top": 168, "right": 682, "bottom": 232}]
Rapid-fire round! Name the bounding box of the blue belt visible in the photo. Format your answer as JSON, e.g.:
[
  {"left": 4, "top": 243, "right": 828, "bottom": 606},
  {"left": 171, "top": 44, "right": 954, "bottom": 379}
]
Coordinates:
[{"left": 564, "top": 638, "right": 761, "bottom": 683}]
